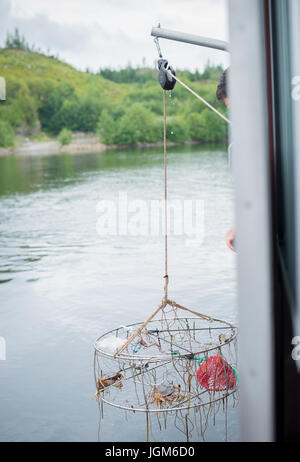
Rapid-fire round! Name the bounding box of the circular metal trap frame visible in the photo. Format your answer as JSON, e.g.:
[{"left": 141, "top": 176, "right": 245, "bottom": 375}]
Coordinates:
[{"left": 94, "top": 316, "right": 238, "bottom": 414}]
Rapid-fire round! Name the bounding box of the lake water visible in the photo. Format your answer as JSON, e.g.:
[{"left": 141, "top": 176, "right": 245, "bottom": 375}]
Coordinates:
[{"left": 0, "top": 145, "right": 238, "bottom": 442}]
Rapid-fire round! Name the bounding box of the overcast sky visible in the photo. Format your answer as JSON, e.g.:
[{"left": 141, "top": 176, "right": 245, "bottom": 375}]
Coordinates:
[{"left": 0, "top": 0, "right": 229, "bottom": 72}]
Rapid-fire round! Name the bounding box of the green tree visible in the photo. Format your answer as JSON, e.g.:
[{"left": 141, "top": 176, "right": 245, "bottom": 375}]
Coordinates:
[
  {"left": 0, "top": 77, "right": 38, "bottom": 128},
  {"left": 98, "top": 104, "right": 162, "bottom": 145},
  {"left": 114, "top": 116, "right": 138, "bottom": 145},
  {"left": 58, "top": 128, "right": 72, "bottom": 145},
  {"left": 17, "top": 90, "right": 38, "bottom": 127},
  {"left": 97, "top": 110, "right": 117, "bottom": 144},
  {"left": 39, "top": 82, "right": 76, "bottom": 134},
  {"left": 75, "top": 98, "right": 103, "bottom": 132},
  {"left": 118, "top": 104, "right": 161, "bottom": 143},
  {"left": 187, "top": 112, "right": 205, "bottom": 141},
  {"left": 0, "top": 121, "right": 15, "bottom": 147},
  {"left": 5, "top": 28, "right": 29, "bottom": 50},
  {"left": 166, "top": 116, "right": 189, "bottom": 142},
  {"left": 187, "top": 109, "right": 227, "bottom": 142}
]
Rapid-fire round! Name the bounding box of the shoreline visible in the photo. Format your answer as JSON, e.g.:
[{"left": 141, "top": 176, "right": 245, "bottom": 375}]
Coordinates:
[{"left": 0, "top": 133, "right": 227, "bottom": 157}]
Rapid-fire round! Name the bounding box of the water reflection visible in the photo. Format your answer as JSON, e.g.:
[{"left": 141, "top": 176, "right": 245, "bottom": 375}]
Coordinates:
[{"left": 0, "top": 144, "right": 226, "bottom": 196}]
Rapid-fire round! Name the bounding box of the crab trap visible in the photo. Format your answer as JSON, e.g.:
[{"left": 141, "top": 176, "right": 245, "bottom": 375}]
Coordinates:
[{"left": 93, "top": 310, "right": 238, "bottom": 441}]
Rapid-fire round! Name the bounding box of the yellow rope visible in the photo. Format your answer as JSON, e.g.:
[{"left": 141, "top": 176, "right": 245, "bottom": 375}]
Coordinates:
[
  {"left": 166, "top": 69, "right": 231, "bottom": 126},
  {"left": 163, "top": 90, "right": 168, "bottom": 302},
  {"left": 114, "top": 86, "right": 217, "bottom": 358}
]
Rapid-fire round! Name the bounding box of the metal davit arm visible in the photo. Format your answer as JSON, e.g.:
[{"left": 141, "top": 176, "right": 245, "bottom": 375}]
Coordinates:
[{"left": 151, "top": 26, "right": 229, "bottom": 52}]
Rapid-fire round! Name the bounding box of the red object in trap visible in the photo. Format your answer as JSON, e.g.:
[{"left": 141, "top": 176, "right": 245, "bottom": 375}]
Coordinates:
[{"left": 197, "top": 355, "right": 236, "bottom": 391}]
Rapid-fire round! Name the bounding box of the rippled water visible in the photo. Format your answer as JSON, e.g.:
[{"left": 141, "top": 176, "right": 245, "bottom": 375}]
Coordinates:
[{"left": 0, "top": 145, "right": 238, "bottom": 442}]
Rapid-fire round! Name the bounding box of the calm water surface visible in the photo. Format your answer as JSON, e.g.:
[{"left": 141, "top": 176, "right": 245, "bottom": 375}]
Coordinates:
[{"left": 0, "top": 145, "right": 238, "bottom": 442}]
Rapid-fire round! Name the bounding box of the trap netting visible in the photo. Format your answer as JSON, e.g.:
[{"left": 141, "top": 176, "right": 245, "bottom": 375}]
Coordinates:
[{"left": 93, "top": 304, "right": 238, "bottom": 440}]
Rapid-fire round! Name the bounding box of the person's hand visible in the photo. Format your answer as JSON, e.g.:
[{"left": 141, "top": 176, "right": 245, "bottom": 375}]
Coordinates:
[{"left": 226, "top": 228, "right": 235, "bottom": 252}]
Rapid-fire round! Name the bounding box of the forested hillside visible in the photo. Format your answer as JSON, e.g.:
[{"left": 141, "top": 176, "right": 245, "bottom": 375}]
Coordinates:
[{"left": 0, "top": 30, "right": 228, "bottom": 148}]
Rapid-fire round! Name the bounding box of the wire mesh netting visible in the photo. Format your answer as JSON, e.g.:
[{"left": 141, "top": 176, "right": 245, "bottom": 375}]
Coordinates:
[{"left": 94, "top": 311, "right": 238, "bottom": 441}]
